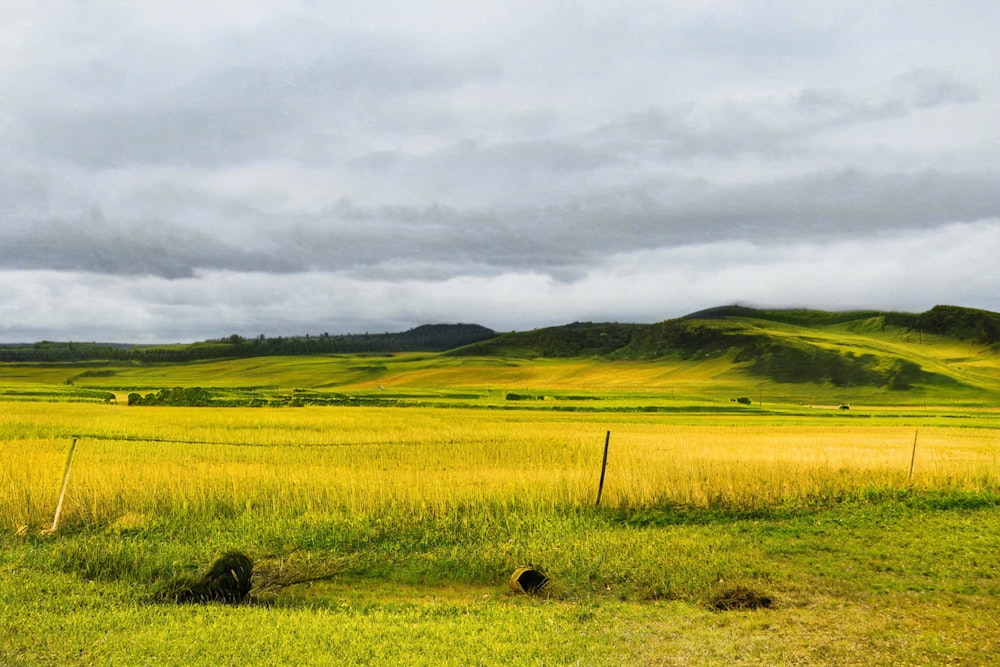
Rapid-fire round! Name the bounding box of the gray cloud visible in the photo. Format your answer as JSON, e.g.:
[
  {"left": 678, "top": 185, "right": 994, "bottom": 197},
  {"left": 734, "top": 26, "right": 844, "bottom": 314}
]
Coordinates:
[
  {"left": 5, "top": 163, "right": 999, "bottom": 283},
  {"left": 1, "top": 1, "right": 999, "bottom": 341},
  {"left": 17, "top": 50, "right": 495, "bottom": 169},
  {"left": 0, "top": 214, "right": 294, "bottom": 278}
]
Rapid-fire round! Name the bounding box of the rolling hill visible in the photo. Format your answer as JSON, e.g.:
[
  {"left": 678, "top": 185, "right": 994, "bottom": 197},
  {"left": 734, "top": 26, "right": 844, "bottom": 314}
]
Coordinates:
[
  {"left": 450, "top": 305, "right": 1000, "bottom": 394},
  {"left": 2, "top": 306, "right": 999, "bottom": 405}
]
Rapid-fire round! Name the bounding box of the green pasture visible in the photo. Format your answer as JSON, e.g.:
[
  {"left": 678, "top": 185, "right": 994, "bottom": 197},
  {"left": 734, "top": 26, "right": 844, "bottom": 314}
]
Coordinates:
[{"left": 5, "top": 335, "right": 1000, "bottom": 410}]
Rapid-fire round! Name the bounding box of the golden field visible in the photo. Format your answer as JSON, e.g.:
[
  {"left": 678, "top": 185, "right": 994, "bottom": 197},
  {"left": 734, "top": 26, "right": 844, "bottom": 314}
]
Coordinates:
[{"left": 3, "top": 400, "right": 997, "bottom": 531}]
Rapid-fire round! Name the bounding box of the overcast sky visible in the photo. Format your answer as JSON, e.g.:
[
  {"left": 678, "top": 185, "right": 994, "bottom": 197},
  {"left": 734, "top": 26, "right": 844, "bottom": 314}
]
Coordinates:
[{"left": 2, "top": 1, "right": 998, "bottom": 342}]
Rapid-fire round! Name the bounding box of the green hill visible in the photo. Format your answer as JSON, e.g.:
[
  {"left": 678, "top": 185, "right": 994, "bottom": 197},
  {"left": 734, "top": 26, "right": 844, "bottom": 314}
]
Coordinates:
[
  {"left": 449, "top": 321, "right": 645, "bottom": 358},
  {"left": 686, "top": 304, "right": 1000, "bottom": 345},
  {"left": 451, "top": 305, "right": 1000, "bottom": 393},
  {"left": 907, "top": 305, "right": 1000, "bottom": 345}
]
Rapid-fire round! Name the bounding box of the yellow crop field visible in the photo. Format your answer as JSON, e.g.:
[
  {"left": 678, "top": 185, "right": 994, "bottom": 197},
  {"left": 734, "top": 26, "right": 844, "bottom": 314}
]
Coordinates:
[{"left": 3, "top": 401, "right": 997, "bottom": 532}]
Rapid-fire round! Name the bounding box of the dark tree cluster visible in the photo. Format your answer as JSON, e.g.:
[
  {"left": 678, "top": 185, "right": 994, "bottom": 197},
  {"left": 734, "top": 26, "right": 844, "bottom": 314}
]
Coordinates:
[
  {"left": 127, "top": 386, "right": 214, "bottom": 406},
  {"left": 0, "top": 324, "right": 497, "bottom": 363},
  {"left": 902, "top": 305, "right": 1000, "bottom": 345}
]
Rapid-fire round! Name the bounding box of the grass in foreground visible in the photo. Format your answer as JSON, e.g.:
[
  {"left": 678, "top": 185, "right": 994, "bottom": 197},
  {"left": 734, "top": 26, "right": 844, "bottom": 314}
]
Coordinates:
[{"left": 1, "top": 495, "right": 998, "bottom": 666}]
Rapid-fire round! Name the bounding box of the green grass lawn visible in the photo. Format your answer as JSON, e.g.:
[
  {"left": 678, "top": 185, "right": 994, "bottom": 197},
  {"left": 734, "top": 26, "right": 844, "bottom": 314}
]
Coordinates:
[{"left": 2, "top": 495, "right": 998, "bottom": 666}]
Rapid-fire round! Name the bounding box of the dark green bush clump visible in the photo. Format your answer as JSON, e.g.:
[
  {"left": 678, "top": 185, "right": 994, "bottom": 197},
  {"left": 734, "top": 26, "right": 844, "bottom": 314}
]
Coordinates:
[{"left": 128, "top": 386, "right": 214, "bottom": 406}]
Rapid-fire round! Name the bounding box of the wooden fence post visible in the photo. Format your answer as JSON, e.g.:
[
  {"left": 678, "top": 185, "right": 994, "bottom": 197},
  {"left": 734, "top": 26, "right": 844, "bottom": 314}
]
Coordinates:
[
  {"left": 596, "top": 431, "right": 611, "bottom": 507},
  {"left": 48, "top": 437, "right": 79, "bottom": 533}
]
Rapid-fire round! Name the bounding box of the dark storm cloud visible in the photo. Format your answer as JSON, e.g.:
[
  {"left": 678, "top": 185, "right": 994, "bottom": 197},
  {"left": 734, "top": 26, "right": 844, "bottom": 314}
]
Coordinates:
[
  {"left": 276, "top": 167, "right": 1000, "bottom": 278},
  {"left": 5, "top": 163, "right": 998, "bottom": 282},
  {"left": 0, "top": 216, "right": 295, "bottom": 278}
]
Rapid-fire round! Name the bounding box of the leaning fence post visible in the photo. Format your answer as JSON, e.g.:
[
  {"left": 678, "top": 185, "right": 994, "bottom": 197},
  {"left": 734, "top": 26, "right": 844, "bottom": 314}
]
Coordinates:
[
  {"left": 595, "top": 430, "right": 611, "bottom": 507},
  {"left": 908, "top": 430, "right": 918, "bottom": 483},
  {"left": 49, "top": 436, "right": 79, "bottom": 533}
]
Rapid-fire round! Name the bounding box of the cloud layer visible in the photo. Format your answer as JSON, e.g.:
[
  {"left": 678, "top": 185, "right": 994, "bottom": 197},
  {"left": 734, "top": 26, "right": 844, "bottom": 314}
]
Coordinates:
[{"left": 2, "top": 1, "right": 999, "bottom": 341}]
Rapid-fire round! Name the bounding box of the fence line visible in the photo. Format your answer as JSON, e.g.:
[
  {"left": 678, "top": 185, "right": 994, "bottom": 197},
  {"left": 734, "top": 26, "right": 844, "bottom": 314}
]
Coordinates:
[{"left": 58, "top": 433, "right": 403, "bottom": 449}]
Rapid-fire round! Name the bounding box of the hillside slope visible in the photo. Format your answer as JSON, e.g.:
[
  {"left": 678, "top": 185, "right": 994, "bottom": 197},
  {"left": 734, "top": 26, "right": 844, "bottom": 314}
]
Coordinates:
[{"left": 451, "top": 306, "right": 1000, "bottom": 393}]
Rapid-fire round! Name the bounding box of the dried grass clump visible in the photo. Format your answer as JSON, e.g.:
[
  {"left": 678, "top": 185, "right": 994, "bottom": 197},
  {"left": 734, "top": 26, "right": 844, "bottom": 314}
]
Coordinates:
[
  {"left": 153, "top": 552, "right": 253, "bottom": 604},
  {"left": 710, "top": 585, "right": 773, "bottom": 611}
]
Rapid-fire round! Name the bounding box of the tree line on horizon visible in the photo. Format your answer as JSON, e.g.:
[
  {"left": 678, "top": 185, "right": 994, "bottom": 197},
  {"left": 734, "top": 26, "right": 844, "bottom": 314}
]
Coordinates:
[{"left": 0, "top": 324, "right": 497, "bottom": 364}]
